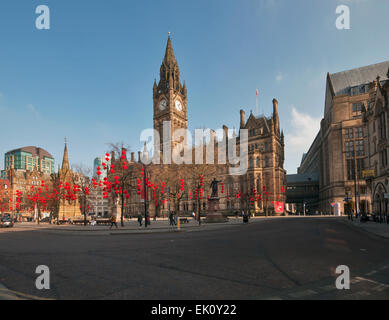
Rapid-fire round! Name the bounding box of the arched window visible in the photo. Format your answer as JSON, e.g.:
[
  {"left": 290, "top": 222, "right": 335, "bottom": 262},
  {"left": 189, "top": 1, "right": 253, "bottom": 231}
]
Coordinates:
[
  {"left": 256, "top": 157, "right": 260, "bottom": 167},
  {"left": 265, "top": 157, "right": 269, "bottom": 167}
]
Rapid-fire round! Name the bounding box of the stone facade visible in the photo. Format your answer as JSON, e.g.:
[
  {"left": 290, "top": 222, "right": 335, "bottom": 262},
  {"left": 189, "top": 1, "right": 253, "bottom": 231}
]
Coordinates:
[
  {"left": 0, "top": 179, "right": 10, "bottom": 213},
  {"left": 57, "top": 143, "right": 81, "bottom": 220},
  {"left": 107, "top": 35, "right": 286, "bottom": 217},
  {"left": 299, "top": 61, "right": 389, "bottom": 214},
  {"left": 362, "top": 69, "right": 389, "bottom": 221}
]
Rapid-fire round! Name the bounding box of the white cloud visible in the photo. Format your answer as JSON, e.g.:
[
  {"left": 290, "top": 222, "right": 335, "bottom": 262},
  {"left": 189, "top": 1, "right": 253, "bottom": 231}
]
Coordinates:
[
  {"left": 27, "top": 104, "right": 40, "bottom": 119},
  {"left": 284, "top": 106, "right": 321, "bottom": 173},
  {"left": 275, "top": 72, "right": 284, "bottom": 84}
]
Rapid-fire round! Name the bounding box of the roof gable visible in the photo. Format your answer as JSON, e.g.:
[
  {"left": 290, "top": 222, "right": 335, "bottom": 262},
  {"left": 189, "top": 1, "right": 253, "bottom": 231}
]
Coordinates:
[{"left": 329, "top": 61, "right": 389, "bottom": 96}]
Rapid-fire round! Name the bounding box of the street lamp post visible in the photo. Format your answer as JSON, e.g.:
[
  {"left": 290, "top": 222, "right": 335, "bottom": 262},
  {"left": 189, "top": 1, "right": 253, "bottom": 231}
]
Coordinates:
[
  {"left": 353, "top": 148, "right": 359, "bottom": 219},
  {"left": 143, "top": 164, "right": 148, "bottom": 228}
]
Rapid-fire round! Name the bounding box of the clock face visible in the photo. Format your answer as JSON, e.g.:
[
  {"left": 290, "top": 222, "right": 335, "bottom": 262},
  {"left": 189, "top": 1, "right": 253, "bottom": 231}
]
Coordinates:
[
  {"left": 159, "top": 99, "right": 167, "bottom": 110},
  {"left": 175, "top": 100, "right": 183, "bottom": 111}
]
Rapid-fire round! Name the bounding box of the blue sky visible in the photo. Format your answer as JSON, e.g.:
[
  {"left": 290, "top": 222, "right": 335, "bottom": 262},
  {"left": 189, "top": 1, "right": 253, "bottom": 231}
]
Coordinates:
[{"left": 0, "top": 0, "right": 388, "bottom": 174}]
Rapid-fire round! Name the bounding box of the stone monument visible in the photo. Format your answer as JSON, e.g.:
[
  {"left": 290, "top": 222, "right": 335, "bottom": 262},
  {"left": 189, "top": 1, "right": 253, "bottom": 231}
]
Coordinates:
[{"left": 206, "top": 178, "right": 228, "bottom": 223}]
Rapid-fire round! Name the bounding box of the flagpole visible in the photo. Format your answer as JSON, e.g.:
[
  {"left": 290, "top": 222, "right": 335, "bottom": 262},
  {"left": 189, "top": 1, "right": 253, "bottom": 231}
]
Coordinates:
[{"left": 256, "top": 95, "right": 258, "bottom": 116}]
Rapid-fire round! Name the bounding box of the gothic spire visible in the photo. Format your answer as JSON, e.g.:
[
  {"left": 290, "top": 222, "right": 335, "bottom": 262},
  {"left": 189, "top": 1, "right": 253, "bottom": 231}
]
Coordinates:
[
  {"left": 158, "top": 33, "right": 182, "bottom": 94},
  {"left": 163, "top": 32, "right": 176, "bottom": 67},
  {"left": 62, "top": 139, "right": 70, "bottom": 171}
]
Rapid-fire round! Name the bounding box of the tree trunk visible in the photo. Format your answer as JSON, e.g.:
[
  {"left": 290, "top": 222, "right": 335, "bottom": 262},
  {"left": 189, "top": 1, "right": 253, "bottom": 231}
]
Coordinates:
[
  {"left": 121, "top": 193, "right": 124, "bottom": 227},
  {"left": 37, "top": 205, "right": 41, "bottom": 224},
  {"left": 84, "top": 199, "right": 87, "bottom": 226}
]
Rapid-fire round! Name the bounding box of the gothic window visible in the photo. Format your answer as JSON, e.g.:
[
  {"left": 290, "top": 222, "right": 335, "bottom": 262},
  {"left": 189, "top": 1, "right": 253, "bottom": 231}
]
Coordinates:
[
  {"left": 346, "top": 159, "right": 354, "bottom": 181},
  {"left": 249, "top": 158, "right": 254, "bottom": 168},
  {"left": 347, "top": 158, "right": 364, "bottom": 180},
  {"left": 345, "top": 128, "right": 353, "bottom": 140},
  {"left": 356, "top": 140, "right": 364, "bottom": 156},
  {"left": 352, "top": 103, "right": 362, "bottom": 113},
  {"left": 379, "top": 112, "right": 387, "bottom": 139},
  {"left": 345, "top": 141, "right": 354, "bottom": 158},
  {"left": 380, "top": 150, "right": 388, "bottom": 168},
  {"left": 356, "top": 127, "right": 363, "bottom": 138},
  {"left": 265, "top": 157, "right": 269, "bottom": 167},
  {"left": 256, "top": 157, "right": 260, "bottom": 167}
]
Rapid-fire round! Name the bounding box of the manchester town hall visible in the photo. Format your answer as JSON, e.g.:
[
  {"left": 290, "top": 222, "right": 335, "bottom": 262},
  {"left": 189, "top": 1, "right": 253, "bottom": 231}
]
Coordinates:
[{"left": 105, "top": 35, "right": 286, "bottom": 218}]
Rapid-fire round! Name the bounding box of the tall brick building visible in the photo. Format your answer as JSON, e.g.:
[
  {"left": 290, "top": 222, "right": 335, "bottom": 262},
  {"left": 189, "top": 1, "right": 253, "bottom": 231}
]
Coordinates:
[
  {"left": 362, "top": 68, "right": 389, "bottom": 221},
  {"left": 0, "top": 146, "right": 54, "bottom": 216},
  {"left": 299, "top": 61, "right": 389, "bottom": 214}
]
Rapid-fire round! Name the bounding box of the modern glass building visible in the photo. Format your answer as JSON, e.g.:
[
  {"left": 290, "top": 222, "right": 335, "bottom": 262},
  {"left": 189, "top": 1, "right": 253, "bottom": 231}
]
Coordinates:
[
  {"left": 1, "top": 146, "right": 55, "bottom": 179},
  {"left": 93, "top": 156, "right": 110, "bottom": 180}
]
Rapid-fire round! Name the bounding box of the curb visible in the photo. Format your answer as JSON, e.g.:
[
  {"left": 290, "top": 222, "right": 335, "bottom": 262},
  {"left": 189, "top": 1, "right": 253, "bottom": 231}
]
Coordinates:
[
  {"left": 340, "top": 219, "right": 389, "bottom": 241},
  {"left": 8, "top": 217, "right": 346, "bottom": 236}
]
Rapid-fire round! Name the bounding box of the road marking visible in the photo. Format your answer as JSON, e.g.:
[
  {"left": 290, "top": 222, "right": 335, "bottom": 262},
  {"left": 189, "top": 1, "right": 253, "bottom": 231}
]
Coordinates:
[
  {"left": 288, "top": 289, "right": 317, "bottom": 298},
  {"left": 365, "top": 270, "right": 378, "bottom": 276},
  {"left": 350, "top": 278, "right": 362, "bottom": 284}
]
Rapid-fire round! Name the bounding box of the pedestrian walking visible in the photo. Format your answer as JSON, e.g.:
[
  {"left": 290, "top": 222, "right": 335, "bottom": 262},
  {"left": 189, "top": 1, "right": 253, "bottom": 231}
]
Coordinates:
[
  {"left": 110, "top": 215, "right": 118, "bottom": 229},
  {"left": 197, "top": 212, "right": 201, "bottom": 225},
  {"left": 168, "top": 212, "right": 173, "bottom": 226},
  {"left": 137, "top": 214, "right": 143, "bottom": 226},
  {"left": 243, "top": 211, "right": 249, "bottom": 224}
]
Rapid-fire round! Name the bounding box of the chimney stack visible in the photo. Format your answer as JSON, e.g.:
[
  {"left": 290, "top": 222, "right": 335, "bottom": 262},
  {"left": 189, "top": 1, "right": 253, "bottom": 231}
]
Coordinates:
[
  {"left": 131, "top": 152, "right": 135, "bottom": 163},
  {"left": 240, "top": 110, "right": 245, "bottom": 128},
  {"left": 223, "top": 125, "right": 228, "bottom": 139},
  {"left": 272, "top": 99, "right": 278, "bottom": 115}
]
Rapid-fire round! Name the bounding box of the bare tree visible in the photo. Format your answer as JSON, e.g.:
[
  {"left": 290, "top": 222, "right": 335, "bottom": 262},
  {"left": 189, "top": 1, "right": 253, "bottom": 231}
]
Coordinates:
[
  {"left": 104, "top": 143, "right": 139, "bottom": 227},
  {"left": 72, "top": 165, "right": 93, "bottom": 226}
]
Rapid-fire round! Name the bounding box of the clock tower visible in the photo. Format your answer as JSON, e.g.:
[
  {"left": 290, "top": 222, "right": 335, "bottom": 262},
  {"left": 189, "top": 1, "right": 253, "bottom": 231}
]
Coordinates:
[{"left": 153, "top": 34, "right": 188, "bottom": 159}]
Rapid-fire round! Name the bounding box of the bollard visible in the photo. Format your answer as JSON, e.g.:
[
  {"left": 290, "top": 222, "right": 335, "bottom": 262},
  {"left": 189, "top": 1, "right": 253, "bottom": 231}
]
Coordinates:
[{"left": 177, "top": 218, "right": 181, "bottom": 230}]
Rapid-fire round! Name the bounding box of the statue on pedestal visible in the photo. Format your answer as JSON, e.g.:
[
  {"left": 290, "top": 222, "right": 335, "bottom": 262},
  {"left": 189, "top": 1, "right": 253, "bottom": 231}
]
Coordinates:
[{"left": 210, "top": 178, "right": 221, "bottom": 198}]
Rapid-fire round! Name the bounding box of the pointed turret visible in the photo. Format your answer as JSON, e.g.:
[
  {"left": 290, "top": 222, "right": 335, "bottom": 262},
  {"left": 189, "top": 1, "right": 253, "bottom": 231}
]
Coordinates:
[
  {"left": 142, "top": 142, "right": 149, "bottom": 162},
  {"left": 163, "top": 33, "right": 177, "bottom": 67},
  {"left": 182, "top": 81, "right": 187, "bottom": 97},
  {"left": 62, "top": 141, "right": 70, "bottom": 171},
  {"left": 153, "top": 79, "right": 158, "bottom": 95},
  {"left": 158, "top": 33, "right": 182, "bottom": 93}
]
